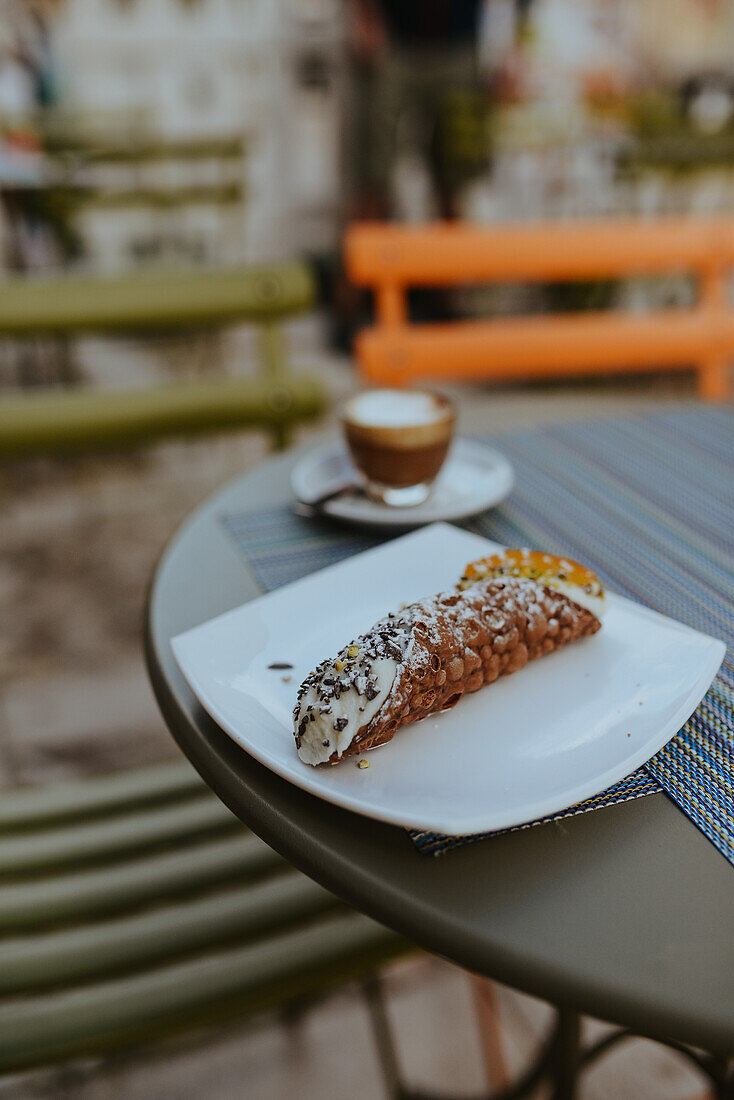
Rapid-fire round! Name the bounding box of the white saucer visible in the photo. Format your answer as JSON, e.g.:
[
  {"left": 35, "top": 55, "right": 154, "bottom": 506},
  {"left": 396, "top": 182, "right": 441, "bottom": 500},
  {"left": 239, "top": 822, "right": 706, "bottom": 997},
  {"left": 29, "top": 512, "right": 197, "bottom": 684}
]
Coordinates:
[{"left": 291, "top": 438, "right": 514, "bottom": 528}]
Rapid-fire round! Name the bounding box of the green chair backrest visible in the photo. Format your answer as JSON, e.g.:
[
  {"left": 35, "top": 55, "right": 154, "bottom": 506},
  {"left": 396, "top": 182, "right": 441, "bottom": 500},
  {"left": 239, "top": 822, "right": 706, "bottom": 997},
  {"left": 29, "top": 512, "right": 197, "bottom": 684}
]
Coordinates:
[
  {"left": 0, "top": 261, "right": 326, "bottom": 453},
  {"left": 0, "top": 760, "right": 409, "bottom": 1073},
  {"left": 0, "top": 263, "right": 314, "bottom": 337}
]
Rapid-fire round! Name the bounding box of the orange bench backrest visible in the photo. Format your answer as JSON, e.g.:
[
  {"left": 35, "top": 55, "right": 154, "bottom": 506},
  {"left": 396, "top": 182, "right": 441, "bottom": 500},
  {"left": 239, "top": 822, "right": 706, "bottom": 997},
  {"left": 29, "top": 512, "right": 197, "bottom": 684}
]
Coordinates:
[{"left": 345, "top": 219, "right": 733, "bottom": 399}]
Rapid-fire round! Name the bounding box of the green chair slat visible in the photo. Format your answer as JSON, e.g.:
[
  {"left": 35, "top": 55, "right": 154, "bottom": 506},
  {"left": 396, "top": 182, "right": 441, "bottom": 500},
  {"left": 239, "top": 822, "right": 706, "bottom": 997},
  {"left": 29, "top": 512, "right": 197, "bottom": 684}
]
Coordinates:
[
  {"left": 60, "top": 184, "right": 244, "bottom": 210},
  {"left": 0, "top": 374, "right": 325, "bottom": 458},
  {"left": 0, "top": 790, "right": 238, "bottom": 877},
  {"left": 0, "top": 871, "right": 336, "bottom": 995},
  {"left": 0, "top": 759, "right": 203, "bottom": 832},
  {"left": 0, "top": 832, "right": 280, "bottom": 933},
  {"left": 0, "top": 910, "right": 408, "bottom": 1074},
  {"left": 0, "top": 263, "right": 315, "bottom": 336},
  {"left": 46, "top": 136, "right": 246, "bottom": 162}
]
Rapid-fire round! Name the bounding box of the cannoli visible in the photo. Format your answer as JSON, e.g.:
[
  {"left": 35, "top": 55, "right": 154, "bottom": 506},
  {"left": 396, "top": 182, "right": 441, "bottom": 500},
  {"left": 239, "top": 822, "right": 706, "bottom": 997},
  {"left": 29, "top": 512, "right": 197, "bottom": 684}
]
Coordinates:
[{"left": 293, "top": 549, "right": 604, "bottom": 766}]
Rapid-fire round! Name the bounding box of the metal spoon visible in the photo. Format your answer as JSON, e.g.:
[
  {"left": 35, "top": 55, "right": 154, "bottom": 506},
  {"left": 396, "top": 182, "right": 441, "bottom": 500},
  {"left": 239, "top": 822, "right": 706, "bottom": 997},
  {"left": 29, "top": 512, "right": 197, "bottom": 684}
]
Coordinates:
[{"left": 292, "top": 481, "right": 362, "bottom": 518}]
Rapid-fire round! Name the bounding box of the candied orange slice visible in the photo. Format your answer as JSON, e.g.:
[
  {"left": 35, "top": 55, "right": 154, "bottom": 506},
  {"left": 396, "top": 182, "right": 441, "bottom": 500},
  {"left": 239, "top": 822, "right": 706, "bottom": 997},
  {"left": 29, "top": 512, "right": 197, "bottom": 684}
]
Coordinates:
[{"left": 458, "top": 548, "right": 604, "bottom": 600}]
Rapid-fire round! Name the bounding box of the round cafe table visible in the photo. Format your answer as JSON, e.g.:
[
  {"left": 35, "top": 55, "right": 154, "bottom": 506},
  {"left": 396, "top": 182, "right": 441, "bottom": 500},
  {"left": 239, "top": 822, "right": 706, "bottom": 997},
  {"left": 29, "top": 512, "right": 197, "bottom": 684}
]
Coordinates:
[{"left": 144, "top": 446, "right": 734, "bottom": 1075}]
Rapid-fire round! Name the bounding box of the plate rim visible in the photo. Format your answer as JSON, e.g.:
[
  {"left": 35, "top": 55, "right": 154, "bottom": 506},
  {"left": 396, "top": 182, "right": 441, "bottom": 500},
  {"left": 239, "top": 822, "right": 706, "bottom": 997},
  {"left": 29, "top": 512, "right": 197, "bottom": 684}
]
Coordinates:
[
  {"left": 172, "top": 525, "right": 726, "bottom": 834},
  {"left": 290, "top": 437, "right": 515, "bottom": 527}
]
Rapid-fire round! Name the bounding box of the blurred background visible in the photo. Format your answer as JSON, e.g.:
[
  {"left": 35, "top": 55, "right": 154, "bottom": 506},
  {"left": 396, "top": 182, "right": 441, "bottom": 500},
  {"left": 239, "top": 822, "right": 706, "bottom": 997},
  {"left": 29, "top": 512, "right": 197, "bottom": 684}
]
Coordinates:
[
  {"left": 1, "top": 1, "right": 732, "bottom": 1097},
  {"left": 5, "top": 0, "right": 734, "bottom": 325}
]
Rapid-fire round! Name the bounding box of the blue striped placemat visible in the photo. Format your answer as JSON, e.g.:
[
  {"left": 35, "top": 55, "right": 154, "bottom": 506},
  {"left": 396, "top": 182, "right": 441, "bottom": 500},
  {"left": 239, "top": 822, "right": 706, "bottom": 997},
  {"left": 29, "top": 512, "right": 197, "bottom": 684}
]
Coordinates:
[{"left": 221, "top": 406, "right": 733, "bottom": 862}]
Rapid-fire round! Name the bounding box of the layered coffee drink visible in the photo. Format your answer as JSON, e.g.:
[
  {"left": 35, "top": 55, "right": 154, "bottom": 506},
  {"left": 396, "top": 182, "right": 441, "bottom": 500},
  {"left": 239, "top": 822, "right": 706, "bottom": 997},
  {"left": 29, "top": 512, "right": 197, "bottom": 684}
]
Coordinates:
[{"left": 342, "top": 389, "right": 455, "bottom": 506}]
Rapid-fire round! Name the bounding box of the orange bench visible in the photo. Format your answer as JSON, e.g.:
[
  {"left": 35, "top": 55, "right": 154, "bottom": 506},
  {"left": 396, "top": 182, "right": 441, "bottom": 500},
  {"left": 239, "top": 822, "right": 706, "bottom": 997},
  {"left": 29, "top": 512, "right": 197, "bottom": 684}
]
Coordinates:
[{"left": 345, "top": 219, "right": 734, "bottom": 400}]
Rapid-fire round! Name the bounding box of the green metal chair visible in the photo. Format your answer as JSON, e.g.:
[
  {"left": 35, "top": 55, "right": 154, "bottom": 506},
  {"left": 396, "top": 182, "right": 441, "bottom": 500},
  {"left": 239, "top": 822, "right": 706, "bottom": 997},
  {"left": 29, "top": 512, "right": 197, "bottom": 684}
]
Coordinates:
[
  {"left": 44, "top": 130, "right": 247, "bottom": 211},
  {"left": 0, "top": 260, "right": 413, "bottom": 1079},
  {"left": 0, "top": 261, "right": 326, "bottom": 453},
  {"left": 0, "top": 758, "right": 409, "bottom": 1074}
]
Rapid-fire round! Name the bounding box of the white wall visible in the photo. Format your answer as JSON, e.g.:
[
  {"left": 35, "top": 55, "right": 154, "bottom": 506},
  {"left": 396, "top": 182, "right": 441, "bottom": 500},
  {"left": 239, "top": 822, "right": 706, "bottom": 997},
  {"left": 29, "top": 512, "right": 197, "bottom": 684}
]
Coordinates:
[{"left": 50, "top": 0, "right": 345, "bottom": 263}]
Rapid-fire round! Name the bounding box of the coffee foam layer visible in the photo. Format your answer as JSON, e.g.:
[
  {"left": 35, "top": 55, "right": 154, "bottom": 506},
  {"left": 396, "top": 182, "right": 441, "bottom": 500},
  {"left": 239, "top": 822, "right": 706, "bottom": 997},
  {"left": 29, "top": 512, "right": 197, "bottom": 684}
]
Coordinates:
[{"left": 345, "top": 390, "right": 450, "bottom": 428}]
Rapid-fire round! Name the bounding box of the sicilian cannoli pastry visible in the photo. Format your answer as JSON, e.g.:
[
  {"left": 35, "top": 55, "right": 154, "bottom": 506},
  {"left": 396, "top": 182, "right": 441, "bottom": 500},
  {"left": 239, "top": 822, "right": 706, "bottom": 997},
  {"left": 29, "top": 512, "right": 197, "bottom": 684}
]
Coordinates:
[{"left": 293, "top": 549, "right": 604, "bottom": 766}]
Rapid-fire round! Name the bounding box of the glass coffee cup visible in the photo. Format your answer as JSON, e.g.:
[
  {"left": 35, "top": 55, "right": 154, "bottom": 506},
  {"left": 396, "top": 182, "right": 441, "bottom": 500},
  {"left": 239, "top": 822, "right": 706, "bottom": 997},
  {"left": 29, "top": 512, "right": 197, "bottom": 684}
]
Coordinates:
[{"left": 342, "top": 388, "right": 455, "bottom": 506}]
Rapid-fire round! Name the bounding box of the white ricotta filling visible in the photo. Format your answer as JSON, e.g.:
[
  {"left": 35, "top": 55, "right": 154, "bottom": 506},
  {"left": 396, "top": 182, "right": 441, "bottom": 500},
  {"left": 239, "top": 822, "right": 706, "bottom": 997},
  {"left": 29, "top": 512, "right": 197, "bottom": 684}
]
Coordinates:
[
  {"left": 543, "top": 578, "right": 606, "bottom": 620},
  {"left": 295, "top": 656, "right": 398, "bottom": 765}
]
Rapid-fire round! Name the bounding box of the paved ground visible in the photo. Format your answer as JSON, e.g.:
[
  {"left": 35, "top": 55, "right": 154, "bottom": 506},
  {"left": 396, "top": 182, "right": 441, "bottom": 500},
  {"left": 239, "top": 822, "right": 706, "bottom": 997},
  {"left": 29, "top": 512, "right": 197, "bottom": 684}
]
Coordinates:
[{"left": 0, "top": 333, "right": 712, "bottom": 1098}]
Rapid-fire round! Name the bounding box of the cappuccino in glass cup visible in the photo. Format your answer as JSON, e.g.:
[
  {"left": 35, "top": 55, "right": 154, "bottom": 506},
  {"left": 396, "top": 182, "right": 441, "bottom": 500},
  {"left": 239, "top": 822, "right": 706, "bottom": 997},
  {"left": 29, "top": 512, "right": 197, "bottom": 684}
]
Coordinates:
[{"left": 342, "top": 388, "right": 455, "bottom": 507}]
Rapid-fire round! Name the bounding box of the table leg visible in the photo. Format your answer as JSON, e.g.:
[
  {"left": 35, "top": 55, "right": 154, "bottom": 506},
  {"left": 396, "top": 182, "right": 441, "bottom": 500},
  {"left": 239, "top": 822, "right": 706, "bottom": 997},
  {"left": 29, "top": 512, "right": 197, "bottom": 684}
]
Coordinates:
[
  {"left": 361, "top": 978, "right": 728, "bottom": 1100},
  {"left": 360, "top": 974, "right": 575, "bottom": 1100},
  {"left": 363, "top": 975, "right": 404, "bottom": 1100},
  {"left": 548, "top": 1008, "right": 581, "bottom": 1100},
  {"left": 470, "top": 975, "right": 511, "bottom": 1093}
]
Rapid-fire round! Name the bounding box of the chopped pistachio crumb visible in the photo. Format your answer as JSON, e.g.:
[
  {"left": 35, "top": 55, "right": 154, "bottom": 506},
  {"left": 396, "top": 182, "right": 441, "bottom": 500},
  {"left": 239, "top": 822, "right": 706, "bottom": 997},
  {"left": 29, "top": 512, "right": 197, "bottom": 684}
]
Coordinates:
[
  {"left": 334, "top": 659, "right": 344, "bottom": 671},
  {"left": 357, "top": 759, "right": 370, "bottom": 769},
  {"left": 347, "top": 644, "right": 360, "bottom": 658}
]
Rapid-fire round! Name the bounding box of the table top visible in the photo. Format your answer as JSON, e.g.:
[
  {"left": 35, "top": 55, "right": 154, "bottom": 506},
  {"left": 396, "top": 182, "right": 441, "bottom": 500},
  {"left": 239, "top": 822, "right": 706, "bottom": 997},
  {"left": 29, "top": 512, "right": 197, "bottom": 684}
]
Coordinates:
[{"left": 145, "top": 438, "right": 734, "bottom": 1056}]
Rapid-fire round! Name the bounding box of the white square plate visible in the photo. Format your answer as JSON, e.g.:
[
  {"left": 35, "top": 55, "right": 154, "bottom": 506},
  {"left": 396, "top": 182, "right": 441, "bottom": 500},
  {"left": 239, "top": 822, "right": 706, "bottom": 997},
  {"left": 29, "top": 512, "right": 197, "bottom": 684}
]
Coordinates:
[{"left": 172, "top": 524, "right": 725, "bottom": 834}]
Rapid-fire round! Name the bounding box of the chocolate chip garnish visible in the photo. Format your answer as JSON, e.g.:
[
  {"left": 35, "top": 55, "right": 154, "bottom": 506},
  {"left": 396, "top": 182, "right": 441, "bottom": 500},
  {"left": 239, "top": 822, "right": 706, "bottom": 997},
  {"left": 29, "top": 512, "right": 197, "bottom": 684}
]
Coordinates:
[
  {"left": 268, "top": 662, "right": 293, "bottom": 670},
  {"left": 365, "top": 682, "right": 379, "bottom": 701},
  {"left": 334, "top": 717, "right": 348, "bottom": 732},
  {"left": 322, "top": 739, "right": 330, "bottom": 747}
]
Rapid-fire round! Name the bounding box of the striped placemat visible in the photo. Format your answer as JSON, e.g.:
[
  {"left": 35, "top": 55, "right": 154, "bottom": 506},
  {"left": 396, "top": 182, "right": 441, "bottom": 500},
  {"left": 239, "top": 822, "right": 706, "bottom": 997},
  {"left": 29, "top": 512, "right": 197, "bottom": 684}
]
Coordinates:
[{"left": 221, "top": 406, "right": 733, "bottom": 862}]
